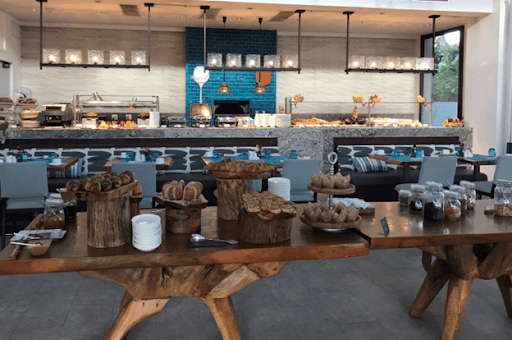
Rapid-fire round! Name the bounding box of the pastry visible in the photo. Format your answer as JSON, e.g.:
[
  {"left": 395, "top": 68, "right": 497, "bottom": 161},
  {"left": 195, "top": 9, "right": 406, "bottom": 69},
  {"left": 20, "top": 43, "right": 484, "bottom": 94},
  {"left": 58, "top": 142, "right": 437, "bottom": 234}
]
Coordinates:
[
  {"left": 100, "top": 179, "right": 113, "bottom": 191},
  {"left": 119, "top": 173, "right": 132, "bottom": 185},
  {"left": 84, "top": 180, "right": 102, "bottom": 193},
  {"left": 65, "top": 179, "right": 81, "bottom": 192},
  {"left": 132, "top": 182, "right": 143, "bottom": 196},
  {"left": 111, "top": 176, "right": 122, "bottom": 188},
  {"left": 310, "top": 173, "right": 322, "bottom": 188},
  {"left": 121, "top": 171, "right": 136, "bottom": 183}
]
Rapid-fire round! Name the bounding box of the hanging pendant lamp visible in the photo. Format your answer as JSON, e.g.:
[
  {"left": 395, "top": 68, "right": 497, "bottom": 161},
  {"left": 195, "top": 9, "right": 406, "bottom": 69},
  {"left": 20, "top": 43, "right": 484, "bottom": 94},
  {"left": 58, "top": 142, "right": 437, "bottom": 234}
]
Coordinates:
[{"left": 218, "top": 70, "right": 230, "bottom": 93}]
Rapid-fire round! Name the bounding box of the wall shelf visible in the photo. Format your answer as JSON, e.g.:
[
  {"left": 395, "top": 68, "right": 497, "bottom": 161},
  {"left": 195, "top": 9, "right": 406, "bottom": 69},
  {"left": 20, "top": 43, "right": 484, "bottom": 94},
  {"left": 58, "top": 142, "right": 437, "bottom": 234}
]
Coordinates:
[
  {"left": 345, "top": 68, "right": 437, "bottom": 74},
  {"left": 40, "top": 63, "right": 150, "bottom": 69},
  {"left": 204, "top": 67, "right": 301, "bottom": 72}
]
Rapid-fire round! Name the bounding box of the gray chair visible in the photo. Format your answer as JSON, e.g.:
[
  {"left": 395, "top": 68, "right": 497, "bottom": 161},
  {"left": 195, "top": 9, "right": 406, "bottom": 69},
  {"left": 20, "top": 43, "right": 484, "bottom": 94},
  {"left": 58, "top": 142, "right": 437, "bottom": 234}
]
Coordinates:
[
  {"left": 474, "top": 155, "right": 512, "bottom": 198},
  {"left": 0, "top": 162, "right": 49, "bottom": 249},
  {"left": 395, "top": 156, "right": 458, "bottom": 192},
  {"left": 282, "top": 159, "right": 321, "bottom": 202},
  {"left": 112, "top": 162, "right": 157, "bottom": 209}
]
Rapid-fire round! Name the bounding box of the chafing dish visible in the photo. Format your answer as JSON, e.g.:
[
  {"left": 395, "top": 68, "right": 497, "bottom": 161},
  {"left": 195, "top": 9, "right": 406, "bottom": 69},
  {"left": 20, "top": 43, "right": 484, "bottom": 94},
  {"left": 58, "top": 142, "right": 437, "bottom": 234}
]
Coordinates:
[
  {"left": 190, "top": 116, "right": 210, "bottom": 128},
  {"left": 215, "top": 116, "right": 236, "bottom": 128},
  {"left": 168, "top": 118, "right": 187, "bottom": 128}
]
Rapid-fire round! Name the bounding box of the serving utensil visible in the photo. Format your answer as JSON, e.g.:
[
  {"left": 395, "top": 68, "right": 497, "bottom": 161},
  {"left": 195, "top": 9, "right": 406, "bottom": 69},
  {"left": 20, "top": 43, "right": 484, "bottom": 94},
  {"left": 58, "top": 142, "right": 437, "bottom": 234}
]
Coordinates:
[
  {"left": 190, "top": 233, "right": 238, "bottom": 245},
  {"left": 10, "top": 241, "right": 42, "bottom": 247}
]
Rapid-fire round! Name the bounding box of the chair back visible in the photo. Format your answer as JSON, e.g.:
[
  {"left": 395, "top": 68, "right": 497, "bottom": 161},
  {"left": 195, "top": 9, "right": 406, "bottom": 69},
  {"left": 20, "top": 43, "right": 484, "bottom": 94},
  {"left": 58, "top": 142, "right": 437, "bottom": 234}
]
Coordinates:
[
  {"left": 493, "top": 155, "right": 512, "bottom": 183},
  {"left": 112, "top": 162, "right": 157, "bottom": 199},
  {"left": 0, "top": 162, "right": 49, "bottom": 199},
  {"left": 417, "top": 156, "right": 458, "bottom": 187},
  {"left": 282, "top": 159, "right": 321, "bottom": 201}
]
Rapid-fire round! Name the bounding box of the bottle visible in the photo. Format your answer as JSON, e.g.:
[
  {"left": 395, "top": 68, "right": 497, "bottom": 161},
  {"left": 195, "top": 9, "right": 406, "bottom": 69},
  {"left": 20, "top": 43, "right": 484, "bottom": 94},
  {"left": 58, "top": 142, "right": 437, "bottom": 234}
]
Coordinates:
[
  {"left": 409, "top": 184, "right": 426, "bottom": 213},
  {"left": 423, "top": 182, "right": 444, "bottom": 222}
]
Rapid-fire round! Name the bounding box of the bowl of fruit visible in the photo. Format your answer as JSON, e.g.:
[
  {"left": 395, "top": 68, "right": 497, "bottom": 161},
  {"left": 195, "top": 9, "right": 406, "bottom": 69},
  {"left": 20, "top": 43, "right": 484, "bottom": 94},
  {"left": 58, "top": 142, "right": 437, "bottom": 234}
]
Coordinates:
[
  {"left": 352, "top": 94, "right": 363, "bottom": 103},
  {"left": 369, "top": 94, "right": 381, "bottom": 102}
]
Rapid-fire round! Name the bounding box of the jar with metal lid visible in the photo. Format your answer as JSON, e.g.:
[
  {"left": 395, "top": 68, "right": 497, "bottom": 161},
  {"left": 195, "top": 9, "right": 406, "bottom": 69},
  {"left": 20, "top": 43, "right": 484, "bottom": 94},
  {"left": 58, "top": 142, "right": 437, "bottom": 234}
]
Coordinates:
[
  {"left": 459, "top": 180, "right": 476, "bottom": 209},
  {"left": 423, "top": 182, "right": 444, "bottom": 222},
  {"left": 398, "top": 189, "right": 411, "bottom": 206},
  {"left": 43, "top": 197, "right": 66, "bottom": 230},
  {"left": 444, "top": 191, "right": 462, "bottom": 221},
  {"left": 409, "top": 184, "right": 426, "bottom": 213},
  {"left": 495, "top": 180, "right": 512, "bottom": 217},
  {"left": 449, "top": 184, "right": 467, "bottom": 214}
]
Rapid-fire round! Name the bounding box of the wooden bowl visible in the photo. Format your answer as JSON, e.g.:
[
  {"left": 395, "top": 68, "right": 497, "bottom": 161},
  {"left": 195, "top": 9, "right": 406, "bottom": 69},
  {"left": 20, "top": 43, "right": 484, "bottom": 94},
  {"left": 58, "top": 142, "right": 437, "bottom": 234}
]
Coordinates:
[{"left": 27, "top": 239, "right": 52, "bottom": 256}]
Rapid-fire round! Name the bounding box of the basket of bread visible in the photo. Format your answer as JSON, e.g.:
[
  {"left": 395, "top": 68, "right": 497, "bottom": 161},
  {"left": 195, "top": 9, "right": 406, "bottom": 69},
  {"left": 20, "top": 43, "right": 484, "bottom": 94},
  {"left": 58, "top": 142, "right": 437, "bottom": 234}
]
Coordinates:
[
  {"left": 301, "top": 201, "right": 361, "bottom": 232},
  {"left": 239, "top": 192, "right": 297, "bottom": 244},
  {"left": 308, "top": 172, "right": 355, "bottom": 195},
  {"left": 62, "top": 171, "right": 140, "bottom": 200},
  {"left": 206, "top": 158, "right": 276, "bottom": 179},
  {"left": 154, "top": 180, "right": 208, "bottom": 234}
]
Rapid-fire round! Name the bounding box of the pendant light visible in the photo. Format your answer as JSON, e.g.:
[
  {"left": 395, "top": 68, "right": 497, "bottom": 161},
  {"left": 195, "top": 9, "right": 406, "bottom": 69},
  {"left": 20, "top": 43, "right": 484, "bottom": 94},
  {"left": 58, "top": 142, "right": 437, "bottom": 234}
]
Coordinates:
[
  {"left": 218, "top": 70, "right": 230, "bottom": 93},
  {"left": 254, "top": 83, "right": 265, "bottom": 94}
]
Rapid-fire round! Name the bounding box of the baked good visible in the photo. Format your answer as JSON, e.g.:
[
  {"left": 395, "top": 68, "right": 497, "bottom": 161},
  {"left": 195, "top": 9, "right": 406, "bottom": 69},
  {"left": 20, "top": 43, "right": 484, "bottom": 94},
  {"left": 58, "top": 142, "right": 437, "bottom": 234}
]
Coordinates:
[
  {"left": 121, "top": 171, "right": 136, "bottom": 183},
  {"left": 206, "top": 158, "right": 275, "bottom": 174},
  {"left": 119, "top": 173, "right": 132, "bottom": 185},
  {"left": 302, "top": 201, "right": 359, "bottom": 224},
  {"left": 132, "top": 182, "right": 143, "bottom": 196},
  {"left": 66, "top": 179, "right": 81, "bottom": 192},
  {"left": 241, "top": 191, "right": 296, "bottom": 217},
  {"left": 84, "top": 180, "right": 102, "bottom": 193},
  {"left": 100, "top": 179, "right": 113, "bottom": 191},
  {"left": 183, "top": 181, "right": 203, "bottom": 200}
]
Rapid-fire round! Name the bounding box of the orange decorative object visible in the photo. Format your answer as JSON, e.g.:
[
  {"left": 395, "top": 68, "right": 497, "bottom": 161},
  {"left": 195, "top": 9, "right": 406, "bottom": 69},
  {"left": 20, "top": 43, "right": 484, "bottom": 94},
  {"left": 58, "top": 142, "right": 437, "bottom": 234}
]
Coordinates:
[{"left": 352, "top": 94, "right": 363, "bottom": 102}]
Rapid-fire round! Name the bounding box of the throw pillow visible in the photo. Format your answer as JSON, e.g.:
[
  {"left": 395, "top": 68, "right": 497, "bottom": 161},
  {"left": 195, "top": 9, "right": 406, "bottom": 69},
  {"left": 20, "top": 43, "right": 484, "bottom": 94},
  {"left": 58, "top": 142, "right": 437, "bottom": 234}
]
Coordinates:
[{"left": 352, "top": 157, "right": 388, "bottom": 173}]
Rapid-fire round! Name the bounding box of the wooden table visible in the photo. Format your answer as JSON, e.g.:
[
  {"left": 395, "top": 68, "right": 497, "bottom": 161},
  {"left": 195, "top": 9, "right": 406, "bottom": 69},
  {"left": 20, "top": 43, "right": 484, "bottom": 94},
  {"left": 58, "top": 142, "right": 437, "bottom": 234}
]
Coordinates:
[
  {"left": 103, "top": 157, "right": 174, "bottom": 171},
  {"left": 458, "top": 156, "right": 497, "bottom": 181},
  {"left": 355, "top": 200, "right": 512, "bottom": 340},
  {"left": 0, "top": 207, "right": 369, "bottom": 340},
  {"left": 369, "top": 154, "right": 422, "bottom": 182},
  {"left": 46, "top": 156, "right": 79, "bottom": 172}
]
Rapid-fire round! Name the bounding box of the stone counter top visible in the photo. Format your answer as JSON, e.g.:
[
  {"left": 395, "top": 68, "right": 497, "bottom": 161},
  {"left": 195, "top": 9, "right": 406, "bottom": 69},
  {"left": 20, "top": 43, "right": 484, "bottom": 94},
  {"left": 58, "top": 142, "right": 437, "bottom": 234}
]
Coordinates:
[{"left": 3, "top": 126, "right": 471, "bottom": 172}]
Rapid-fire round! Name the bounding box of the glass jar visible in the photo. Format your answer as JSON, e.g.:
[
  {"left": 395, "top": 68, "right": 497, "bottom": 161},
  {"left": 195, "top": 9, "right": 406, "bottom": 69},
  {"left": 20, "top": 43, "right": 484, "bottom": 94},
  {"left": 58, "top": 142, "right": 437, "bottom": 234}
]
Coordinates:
[
  {"left": 423, "top": 182, "right": 444, "bottom": 222},
  {"left": 495, "top": 180, "right": 512, "bottom": 217},
  {"left": 459, "top": 180, "right": 476, "bottom": 209},
  {"left": 444, "top": 191, "right": 462, "bottom": 221},
  {"left": 65, "top": 199, "right": 77, "bottom": 218},
  {"left": 409, "top": 184, "right": 426, "bottom": 213},
  {"left": 398, "top": 189, "right": 411, "bottom": 206},
  {"left": 449, "top": 185, "right": 467, "bottom": 214},
  {"left": 494, "top": 179, "right": 511, "bottom": 205},
  {"left": 43, "top": 197, "right": 66, "bottom": 230}
]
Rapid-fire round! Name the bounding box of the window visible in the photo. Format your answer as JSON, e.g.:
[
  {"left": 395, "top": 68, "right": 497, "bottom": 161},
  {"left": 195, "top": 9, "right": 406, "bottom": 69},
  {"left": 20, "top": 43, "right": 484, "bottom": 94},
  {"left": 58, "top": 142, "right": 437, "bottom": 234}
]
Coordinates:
[{"left": 420, "top": 26, "right": 464, "bottom": 126}]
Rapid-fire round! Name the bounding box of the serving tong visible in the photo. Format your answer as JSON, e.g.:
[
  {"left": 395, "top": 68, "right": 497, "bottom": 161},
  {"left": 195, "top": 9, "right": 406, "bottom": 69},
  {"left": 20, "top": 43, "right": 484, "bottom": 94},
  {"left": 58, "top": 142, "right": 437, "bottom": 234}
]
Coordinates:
[{"left": 187, "top": 233, "right": 238, "bottom": 248}]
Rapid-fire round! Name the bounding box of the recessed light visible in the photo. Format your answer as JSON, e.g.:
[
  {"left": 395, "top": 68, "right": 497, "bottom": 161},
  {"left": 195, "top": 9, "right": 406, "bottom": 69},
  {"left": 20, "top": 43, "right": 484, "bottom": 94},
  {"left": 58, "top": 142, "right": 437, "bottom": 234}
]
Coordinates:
[
  {"left": 380, "top": 12, "right": 385, "bottom": 15},
  {"left": 180, "top": 15, "right": 187, "bottom": 18},
  {"left": 236, "top": 17, "right": 243, "bottom": 21},
  {"left": 247, "top": 7, "right": 253, "bottom": 10},
  {"left": 32, "top": 8, "right": 36, "bottom": 11},
  {"left": 94, "top": 0, "right": 102, "bottom": 3}
]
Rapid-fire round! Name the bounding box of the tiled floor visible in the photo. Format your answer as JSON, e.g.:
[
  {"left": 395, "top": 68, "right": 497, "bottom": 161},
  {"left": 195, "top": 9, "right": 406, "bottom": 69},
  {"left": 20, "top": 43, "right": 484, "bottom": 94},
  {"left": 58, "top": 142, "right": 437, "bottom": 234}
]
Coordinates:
[{"left": 1, "top": 248, "right": 511, "bottom": 340}]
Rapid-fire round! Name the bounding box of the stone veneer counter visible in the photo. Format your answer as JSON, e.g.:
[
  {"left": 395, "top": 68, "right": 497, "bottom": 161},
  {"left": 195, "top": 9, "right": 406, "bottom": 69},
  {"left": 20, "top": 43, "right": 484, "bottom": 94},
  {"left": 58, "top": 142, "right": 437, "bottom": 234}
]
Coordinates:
[{"left": 4, "top": 127, "right": 471, "bottom": 172}]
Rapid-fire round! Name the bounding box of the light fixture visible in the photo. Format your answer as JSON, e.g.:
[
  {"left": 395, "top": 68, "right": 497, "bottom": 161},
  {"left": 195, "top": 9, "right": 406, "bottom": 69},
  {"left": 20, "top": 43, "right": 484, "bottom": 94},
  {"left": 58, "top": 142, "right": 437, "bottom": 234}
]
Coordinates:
[
  {"left": 110, "top": 51, "right": 125, "bottom": 65},
  {"left": 400, "top": 57, "right": 416, "bottom": 70},
  {"left": 416, "top": 57, "right": 434, "bottom": 71},
  {"left": 264, "top": 55, "right": 280, "bottom": 68},
  {"left": 207, "top": 53, "right": 222, "bottom": 67},
  {"left": 131, "top": 51, "right": 146, "bottom": 65},
  {"left": 226, "top": 53, "right": 241, "bottom": 67},
  {"left": 254, "top": 83, "right": 265, "bottom": 94},
  {"left": 348, "top": 55, "right": 364, "bottom": 69},
  {"left": 245, "top": 54, "right": 260, "bottom": 68},
  {"left": 365, "top": 56, "right": 382, "bottom": 69},
  {"left": 87, "top": 50, "right": 104, "bottom": 65},
  {"left": 283, "top": 54, "right": 298, "bottom": 68},
  {"left": 254, "top": 71, "right": 266, "bottom": 93},
  {"left": 218, "top": 70, "right": 230, "bottom": 93},
  {"left": 384, "top": 56, "right": 400, "bottom": 70},
  {"left": 65, "top": 50, "right": 82, "bottom": 64},
  {"left": 43, "top": 49, "right": 60, "bottom": 64}
]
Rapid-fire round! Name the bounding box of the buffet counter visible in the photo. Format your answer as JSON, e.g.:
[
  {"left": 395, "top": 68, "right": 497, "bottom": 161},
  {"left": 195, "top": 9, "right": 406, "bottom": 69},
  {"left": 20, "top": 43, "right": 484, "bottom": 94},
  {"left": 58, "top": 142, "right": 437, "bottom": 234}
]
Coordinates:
[{"left": 2, "top": 126, "right": 472, "bottom": 172}]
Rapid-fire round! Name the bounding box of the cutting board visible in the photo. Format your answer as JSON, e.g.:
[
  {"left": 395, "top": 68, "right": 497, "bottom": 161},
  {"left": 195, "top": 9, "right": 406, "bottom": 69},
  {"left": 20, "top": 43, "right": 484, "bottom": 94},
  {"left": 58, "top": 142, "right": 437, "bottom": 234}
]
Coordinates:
[{"left": 256, "top": 71, "right": 271, "bottom": 86}]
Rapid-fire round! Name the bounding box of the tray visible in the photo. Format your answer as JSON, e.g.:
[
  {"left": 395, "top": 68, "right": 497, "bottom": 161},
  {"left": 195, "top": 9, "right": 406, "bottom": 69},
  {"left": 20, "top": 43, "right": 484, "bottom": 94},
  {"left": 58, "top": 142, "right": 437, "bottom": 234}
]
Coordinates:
[
  {"left": 208, "top": 169, "right": 273, "bottom": 180},
  {"left": 307, "top": 183, "right": 356, "bottom": 195},
  {"left": 154, "top": 194, "right": 208, "bottom": 210},
  {"left": 11, "top": 229, "right": 66, "bottom": 242},
  {"left": 60, "top": 180, "right": 139, "bottom": 201},
  {"left": 300, "top": 214, "right": 361, "bottom": 233}
]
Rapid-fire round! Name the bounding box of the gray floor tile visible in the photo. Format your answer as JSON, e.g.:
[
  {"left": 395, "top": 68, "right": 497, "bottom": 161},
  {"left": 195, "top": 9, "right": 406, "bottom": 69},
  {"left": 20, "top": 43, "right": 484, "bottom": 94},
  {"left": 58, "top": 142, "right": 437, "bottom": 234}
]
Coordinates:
[{"left": 8, "top": 326, "right": 62, "bottom": 340}]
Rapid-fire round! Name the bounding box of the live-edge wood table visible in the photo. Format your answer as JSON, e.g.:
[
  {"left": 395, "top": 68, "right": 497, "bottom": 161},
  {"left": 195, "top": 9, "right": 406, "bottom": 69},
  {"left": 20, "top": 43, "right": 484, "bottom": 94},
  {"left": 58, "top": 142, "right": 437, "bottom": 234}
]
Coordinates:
[
  {"left": 0, "top": 207, "right": 369, "bottom": 340},
  {"left": 354, "top": 200, "right": 512, "bottom": 340}
]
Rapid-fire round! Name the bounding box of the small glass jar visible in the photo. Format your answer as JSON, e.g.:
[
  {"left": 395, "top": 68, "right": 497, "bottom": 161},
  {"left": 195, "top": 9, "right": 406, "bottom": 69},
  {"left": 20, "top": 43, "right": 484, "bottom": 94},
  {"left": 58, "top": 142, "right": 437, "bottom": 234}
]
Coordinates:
[
  {"left": 495, "top": 180, "right": 512, "bottom": 217},
  {"left": 494, "top": 179, "right": 511, "bottom": 205},
  {"left": 65, "top": 199, "right": 77, "bottom": 218},
  {"left": 459, "top": 180, "right": 476, "bottom": 209},
  {"left": 423, "top": 182, "right": 444, "bottom": 222},
  {"left": 43, "top": 197, "right": 66, "bottom": 230},
  {"left": 398, "top": 189, "right": 411, "bottom": 206},
  {"left": 444, "top": 191, "right": 462, "bottom": 221},
  {"left": 449, "top": 185, "right": 467, "bottom": 214},
  {"left": 409, "top": 184, "right": 426, "bottom": 213}
]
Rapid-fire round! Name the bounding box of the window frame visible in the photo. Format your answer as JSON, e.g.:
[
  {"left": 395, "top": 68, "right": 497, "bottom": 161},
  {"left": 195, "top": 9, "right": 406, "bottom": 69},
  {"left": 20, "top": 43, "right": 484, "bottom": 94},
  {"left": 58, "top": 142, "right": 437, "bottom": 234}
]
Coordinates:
[{"left": 420, "top": 25, "right": 465, "bottom": 122}]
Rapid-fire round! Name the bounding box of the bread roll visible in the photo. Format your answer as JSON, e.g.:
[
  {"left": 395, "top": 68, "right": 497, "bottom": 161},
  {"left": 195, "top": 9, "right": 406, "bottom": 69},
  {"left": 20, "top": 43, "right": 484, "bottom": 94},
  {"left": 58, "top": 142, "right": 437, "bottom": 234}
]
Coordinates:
[
  {"left": 121, "top": 171, "right": 136, "bottom": 183},
  {"left": 132, "top": 182, "right": 143, "bottom": 196},
  {"left": 66, "top": 179, "right": 81, "bottom": 192},
  {"left": 119, "top": 173, "right": 132, "bottom": 185},
  {"left": 110, "top": 176, "right": 122, "bottom": 188},
  {"left": 100, "top": 179, "right": 113, "bottom": 191},
  {"left": 85, "top": 180, "right": 102, "bottom": 193}
]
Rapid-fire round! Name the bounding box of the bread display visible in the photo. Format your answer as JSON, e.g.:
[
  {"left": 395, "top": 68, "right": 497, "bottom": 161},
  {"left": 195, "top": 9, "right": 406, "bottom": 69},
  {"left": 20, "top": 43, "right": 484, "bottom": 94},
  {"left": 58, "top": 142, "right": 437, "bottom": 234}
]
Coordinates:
[
  {"left": 302, "top": 201, "right": 359, "bottom": 224},
  {"left": 65, "top": 171, "right": 135, "bottom": 193},
  {"left": 310, "top": 172, "right": 351, "bottom": 189},
  {"left": 242, "top": 191, "right": 297, "bottom": 219},
  {"left": 161, "top": 180, "right": 204, "bottom": 201},
  {"left": 206, "top": 158, "right": 275, "bottom": 174}
]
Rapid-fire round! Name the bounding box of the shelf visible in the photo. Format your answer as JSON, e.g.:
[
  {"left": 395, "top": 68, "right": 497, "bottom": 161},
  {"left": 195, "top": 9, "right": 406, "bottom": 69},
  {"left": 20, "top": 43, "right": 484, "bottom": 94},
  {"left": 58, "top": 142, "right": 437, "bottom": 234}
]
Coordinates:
[
  {"left": 205, "top": 67, "right": 301, "bottom": 72},
  {"left": 40, "top": 63, "right": 150, "bottom": 69},
  {"left": 345, "top": 68, "right": 437, "bottom": 74}
]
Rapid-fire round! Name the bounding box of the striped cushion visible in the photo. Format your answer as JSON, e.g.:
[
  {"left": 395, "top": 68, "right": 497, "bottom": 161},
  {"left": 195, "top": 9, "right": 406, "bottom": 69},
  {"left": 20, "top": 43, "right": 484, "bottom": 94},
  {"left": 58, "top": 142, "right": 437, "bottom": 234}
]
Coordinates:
[{"left": 352, "top": 157, "right": 388, "bottom": 173}]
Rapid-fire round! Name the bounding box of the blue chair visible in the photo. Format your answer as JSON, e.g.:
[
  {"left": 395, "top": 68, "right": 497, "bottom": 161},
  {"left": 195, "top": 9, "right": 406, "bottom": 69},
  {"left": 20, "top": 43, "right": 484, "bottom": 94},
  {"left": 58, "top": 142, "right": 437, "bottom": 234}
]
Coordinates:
[
  {"left": 282, "top": 159, "right": 321, "bottom": 202},
  {"left": 474, "top": 155, "right": 512, "bottom": 198},
  {"left": 112, "top": 162, "right": 157, "bottom": 209},
  {"left": 0, "top": 162, "right": 49, "bottom": 249},
  {"left": 395, "top": 156, "right": 458, "bottom": 192}
]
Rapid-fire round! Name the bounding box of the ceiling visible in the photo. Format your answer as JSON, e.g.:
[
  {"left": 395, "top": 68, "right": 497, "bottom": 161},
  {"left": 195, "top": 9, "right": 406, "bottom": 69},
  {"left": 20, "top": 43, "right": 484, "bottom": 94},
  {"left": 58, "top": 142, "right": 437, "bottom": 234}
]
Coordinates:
[{"left": 0, "top": 0, "right": 485, "bottom": 38}]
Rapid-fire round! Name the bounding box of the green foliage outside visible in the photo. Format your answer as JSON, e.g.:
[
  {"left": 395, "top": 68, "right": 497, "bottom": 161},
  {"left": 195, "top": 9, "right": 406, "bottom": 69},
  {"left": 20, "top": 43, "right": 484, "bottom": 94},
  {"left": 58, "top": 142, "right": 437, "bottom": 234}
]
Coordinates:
[{"left": 433, "top": 43, "right": 459, "bottom": 102}]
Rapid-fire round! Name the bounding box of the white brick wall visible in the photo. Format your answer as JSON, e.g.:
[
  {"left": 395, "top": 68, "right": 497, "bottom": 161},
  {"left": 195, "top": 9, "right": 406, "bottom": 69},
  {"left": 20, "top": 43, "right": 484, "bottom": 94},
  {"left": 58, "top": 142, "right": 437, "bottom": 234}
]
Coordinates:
[{"left": 20, "top": 26, "right": 419, "bottom": 117}]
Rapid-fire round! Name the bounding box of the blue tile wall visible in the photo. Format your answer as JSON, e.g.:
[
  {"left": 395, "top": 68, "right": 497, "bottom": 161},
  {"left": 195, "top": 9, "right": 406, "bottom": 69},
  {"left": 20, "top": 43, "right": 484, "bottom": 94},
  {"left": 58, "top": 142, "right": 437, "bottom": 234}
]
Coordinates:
[{"left": 186, "top": 27, "right": 277, "bottom": 119}]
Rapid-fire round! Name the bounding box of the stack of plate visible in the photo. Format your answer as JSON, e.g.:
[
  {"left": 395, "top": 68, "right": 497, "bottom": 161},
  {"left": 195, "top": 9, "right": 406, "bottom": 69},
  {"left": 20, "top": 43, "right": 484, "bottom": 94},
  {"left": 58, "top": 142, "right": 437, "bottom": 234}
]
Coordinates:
[
  {"left": 268, "top": 177, "right": 291, "bottom": 201},
  {"left": 275, "top": 114, "right": 291, "bottom": 128},
  {"left": 131, "top": 214, "right": 162, "bottom": 252}
]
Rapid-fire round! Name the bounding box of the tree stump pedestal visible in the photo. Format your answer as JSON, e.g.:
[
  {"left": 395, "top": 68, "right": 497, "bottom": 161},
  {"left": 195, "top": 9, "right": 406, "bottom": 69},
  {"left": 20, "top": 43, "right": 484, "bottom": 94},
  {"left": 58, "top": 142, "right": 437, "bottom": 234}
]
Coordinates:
[{"left": 154, "top": 194, "right": 208, "bottom": 234}]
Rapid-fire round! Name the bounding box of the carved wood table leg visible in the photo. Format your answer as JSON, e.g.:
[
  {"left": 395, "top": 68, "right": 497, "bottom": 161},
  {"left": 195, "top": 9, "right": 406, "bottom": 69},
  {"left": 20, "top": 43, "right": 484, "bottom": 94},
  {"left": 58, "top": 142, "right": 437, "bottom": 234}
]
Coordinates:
[
  {"left": 496, "top": 275, "right": 512, "bottom": 317},
  {"left": 200, "top": 297, "right": 241, "bottom": 340},
  {"left": 107, "top": 297, "right": 169, "bottom": 340},
  {"left": 442, "top": 277, "right": 472, "bottom": 340},
  {"left": 409, "top": 258, "right": 452, "bottom": 317}
]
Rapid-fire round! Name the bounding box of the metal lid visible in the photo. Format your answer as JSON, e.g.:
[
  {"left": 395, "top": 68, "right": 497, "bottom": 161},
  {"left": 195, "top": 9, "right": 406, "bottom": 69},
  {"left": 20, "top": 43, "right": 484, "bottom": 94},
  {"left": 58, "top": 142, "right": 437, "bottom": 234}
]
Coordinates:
[{"left": 45, "top": 197, "right": 64, "bottom": 206}]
